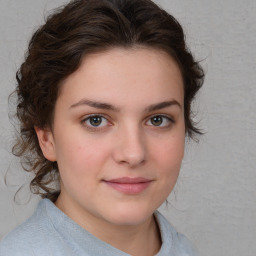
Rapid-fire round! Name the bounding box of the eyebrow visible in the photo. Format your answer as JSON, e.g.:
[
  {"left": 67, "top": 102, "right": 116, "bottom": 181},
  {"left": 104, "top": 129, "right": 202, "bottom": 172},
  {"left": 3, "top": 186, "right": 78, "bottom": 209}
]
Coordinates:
[
  {"left": 145, "top": 100, "right": 182, "bottom": 112},
  {"left": 69, "top": 99, "right": 181, "bottom": 112},
  {"left": 69, "top": 99, "right": 119, "bottom": 112}
]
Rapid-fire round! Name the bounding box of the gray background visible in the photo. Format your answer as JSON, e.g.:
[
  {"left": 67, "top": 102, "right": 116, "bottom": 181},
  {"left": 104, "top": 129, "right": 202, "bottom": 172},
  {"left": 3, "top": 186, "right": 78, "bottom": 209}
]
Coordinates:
[{"left": 0, "top": 1, "right": 255, "bottom": 256}]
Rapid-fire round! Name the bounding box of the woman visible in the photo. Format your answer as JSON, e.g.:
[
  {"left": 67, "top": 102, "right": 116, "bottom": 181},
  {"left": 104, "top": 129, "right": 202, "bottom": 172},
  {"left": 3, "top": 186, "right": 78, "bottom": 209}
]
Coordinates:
[{"left": 0, "top": 0, "right": 204, "bottom": 255}]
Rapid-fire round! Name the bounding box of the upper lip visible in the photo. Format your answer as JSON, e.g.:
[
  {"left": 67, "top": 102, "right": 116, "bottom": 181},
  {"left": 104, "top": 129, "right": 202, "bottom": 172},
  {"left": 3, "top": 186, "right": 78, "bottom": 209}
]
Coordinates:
[{"left": 104, "top": 177, "right": 152, "bottom": 184}]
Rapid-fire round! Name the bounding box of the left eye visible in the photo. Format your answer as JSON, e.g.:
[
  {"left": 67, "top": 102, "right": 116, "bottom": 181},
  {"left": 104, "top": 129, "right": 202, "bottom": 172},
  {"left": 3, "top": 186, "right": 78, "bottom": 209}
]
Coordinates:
[
  {"left": 146, "top": 115, "right": 173, "bottom": 127},
  {"left": 83, "top": 115, "right": 109, "bottom": 127}
]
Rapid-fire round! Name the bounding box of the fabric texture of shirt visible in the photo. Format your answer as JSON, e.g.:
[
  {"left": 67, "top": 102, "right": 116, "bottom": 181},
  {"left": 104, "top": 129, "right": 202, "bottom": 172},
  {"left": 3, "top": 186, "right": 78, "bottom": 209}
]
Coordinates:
[{"left": 0, "top": 199, "right": 197, "bottom": 256}]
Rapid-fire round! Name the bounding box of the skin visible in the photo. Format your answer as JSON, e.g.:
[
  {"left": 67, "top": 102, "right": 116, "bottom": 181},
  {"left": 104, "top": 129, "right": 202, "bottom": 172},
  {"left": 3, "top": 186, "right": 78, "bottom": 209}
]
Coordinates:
[{"left": 36, "top": 47, "right": 185, "bottom": 256}]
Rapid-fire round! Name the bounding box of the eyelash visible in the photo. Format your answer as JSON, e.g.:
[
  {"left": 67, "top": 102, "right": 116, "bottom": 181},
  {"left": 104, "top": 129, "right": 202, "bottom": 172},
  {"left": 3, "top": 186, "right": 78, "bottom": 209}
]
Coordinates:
[
  {"left": 145, "top": 115, "right": 174, "bottom": 128},
  {"left": 81, "top": 114, "right": 111, "bottom": 131},
  {"left": 81, "top": 114, "right": 175, "bottom": 131}
]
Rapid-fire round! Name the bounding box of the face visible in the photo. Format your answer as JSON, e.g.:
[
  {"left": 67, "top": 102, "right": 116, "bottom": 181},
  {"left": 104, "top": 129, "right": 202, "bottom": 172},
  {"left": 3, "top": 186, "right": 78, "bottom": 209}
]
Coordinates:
[{"left": 37, "top": 47, "right": 185, "bottom": 228}]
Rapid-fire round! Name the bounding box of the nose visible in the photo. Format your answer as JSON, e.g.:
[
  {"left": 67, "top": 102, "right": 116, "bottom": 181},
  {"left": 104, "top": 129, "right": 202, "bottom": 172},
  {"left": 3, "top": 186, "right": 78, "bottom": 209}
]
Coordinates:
[{"left": 112, "top": 125, "right": 147, "bottom": 168}]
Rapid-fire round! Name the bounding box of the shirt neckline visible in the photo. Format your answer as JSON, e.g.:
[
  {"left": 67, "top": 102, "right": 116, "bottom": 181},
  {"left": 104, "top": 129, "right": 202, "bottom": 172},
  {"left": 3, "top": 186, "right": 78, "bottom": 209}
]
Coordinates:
[{"left": 41, "top": 199, "right": 171, "bottom": 255}]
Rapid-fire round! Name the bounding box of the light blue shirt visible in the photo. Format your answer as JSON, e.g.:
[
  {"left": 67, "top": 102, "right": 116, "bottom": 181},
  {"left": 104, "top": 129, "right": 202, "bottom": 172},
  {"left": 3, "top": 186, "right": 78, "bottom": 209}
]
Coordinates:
[{"left": 0, "top": 199, "right": 197, "bottom": 255}]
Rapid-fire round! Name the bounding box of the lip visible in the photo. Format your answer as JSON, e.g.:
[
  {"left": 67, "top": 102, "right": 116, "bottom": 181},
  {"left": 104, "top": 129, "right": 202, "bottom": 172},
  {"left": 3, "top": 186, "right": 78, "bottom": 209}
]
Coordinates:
[{"left": 103, "top": 177, "right": 153, "bottom": 194}]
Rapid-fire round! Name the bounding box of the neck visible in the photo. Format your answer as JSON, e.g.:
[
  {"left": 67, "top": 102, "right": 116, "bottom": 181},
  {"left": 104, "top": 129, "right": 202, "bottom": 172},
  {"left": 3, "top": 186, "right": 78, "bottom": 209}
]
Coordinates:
[
  {"left": 92, "top": 215, "right": 161, "bottom": 256},
  {"left": 55, "top": 195, "right": 161, "bottom": 256}
]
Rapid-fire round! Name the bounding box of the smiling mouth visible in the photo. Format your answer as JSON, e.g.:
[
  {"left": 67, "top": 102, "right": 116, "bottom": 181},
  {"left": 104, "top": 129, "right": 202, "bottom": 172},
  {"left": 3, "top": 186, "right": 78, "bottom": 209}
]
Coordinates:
[{"left": 103, "top": 177, "right": 153, "bottom": 194}]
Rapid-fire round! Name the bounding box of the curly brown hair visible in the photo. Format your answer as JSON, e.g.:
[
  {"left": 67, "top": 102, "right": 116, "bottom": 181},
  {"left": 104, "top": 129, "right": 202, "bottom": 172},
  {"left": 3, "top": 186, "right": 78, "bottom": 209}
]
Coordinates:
[{"left": 13, "top": 0, "right": 204, "bottom": 202}]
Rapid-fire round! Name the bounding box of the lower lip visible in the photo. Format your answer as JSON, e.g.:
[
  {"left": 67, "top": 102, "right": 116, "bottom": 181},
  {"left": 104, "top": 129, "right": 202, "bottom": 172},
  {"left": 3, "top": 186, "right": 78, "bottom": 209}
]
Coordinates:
[{"left": 104, "top": 181, "right": 152, "bottom": 194}]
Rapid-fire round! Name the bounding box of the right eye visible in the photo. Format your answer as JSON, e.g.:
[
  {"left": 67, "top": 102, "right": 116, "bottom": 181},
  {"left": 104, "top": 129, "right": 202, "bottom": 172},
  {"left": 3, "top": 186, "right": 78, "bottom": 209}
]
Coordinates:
[{"left": 82, "top": 115, "right": 110, "bottom": 129}]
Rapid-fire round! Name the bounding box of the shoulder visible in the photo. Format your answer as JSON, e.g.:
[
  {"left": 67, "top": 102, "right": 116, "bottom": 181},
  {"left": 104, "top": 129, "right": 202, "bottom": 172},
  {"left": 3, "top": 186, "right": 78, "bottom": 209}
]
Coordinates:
[
  {"left": 0, "top": 200, "right": 51, "bottom": 256},
  {"left": 0, "top": 218, "right": 38, "bottom": 256},
  {"left": 155, "top": 211, "right": 198, "bottom": 256}
]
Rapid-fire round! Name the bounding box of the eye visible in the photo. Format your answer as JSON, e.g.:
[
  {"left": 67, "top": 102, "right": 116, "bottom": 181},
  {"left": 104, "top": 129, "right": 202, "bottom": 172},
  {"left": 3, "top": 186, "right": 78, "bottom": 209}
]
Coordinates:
[
  {"left": 146, "top": 115, "right": 174, "bottom": 127},
  {"left": 82, "top": 115, "right": 109, "bottom": 128}
]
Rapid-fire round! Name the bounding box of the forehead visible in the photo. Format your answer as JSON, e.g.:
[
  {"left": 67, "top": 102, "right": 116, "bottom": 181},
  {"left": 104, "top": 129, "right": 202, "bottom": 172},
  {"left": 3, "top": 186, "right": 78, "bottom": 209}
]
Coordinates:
[{"left": 57, "top": 47, "right": 184, "bottom": 110}]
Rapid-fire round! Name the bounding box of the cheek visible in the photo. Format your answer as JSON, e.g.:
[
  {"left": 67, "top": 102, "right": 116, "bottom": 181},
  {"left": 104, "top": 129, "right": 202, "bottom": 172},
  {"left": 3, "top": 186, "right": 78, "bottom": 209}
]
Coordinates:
[
  {"left": 153, "top": 136, "right": 185, "bottom": 177},
  {"left": 148, "top": 135, "right": 185, "bottom": 207},
  {"left": 54, "top": 131, "right": 110, "bottom": 177},
  {"left": 55, "top": 136, "right": 108, "bottom": 195}
]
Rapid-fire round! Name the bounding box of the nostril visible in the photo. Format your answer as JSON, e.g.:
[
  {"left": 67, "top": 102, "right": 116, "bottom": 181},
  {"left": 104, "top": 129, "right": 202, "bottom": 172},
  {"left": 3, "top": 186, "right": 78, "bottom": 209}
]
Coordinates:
[
  {"left": 112, "top": 127, "right": 147, "bottom": 167},
  {"left": 113, "top": 144, "right": 146, "bottom": 167}
]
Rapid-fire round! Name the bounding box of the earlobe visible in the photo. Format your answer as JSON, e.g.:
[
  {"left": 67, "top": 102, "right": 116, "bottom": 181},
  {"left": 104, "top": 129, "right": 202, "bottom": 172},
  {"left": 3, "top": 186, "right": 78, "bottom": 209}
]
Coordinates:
[{"left": 34, "top": 126, "right": 57, "bottom": 162}]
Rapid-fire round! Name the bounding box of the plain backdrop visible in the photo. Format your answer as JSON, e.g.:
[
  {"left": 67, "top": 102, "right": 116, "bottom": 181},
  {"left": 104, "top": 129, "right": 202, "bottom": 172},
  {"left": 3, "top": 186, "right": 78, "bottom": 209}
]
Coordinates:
[{"left": 0, "top": 1, "right": 255, "bottom": 256}]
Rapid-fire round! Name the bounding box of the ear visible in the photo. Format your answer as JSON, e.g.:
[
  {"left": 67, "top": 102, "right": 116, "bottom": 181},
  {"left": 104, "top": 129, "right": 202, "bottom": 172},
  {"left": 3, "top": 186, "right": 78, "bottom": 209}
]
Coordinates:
[{"left": 34, "top": 126, "right": 57, "bottom": 162}]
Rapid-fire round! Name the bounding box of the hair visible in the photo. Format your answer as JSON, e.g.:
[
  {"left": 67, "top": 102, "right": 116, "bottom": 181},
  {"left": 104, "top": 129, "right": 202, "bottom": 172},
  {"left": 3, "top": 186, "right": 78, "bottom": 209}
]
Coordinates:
[{"left": 12, "top": 0, "right": 204, "bottom": 202}]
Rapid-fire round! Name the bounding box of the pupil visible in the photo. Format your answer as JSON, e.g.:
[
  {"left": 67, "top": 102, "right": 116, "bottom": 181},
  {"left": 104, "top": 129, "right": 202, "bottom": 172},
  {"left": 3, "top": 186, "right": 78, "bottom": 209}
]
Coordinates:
[
  {"left": 152, "top": 116, "right": 162, "bottom": 126},
  {"left": 90, "top": 116, "right": 102, "bottom": 126}
]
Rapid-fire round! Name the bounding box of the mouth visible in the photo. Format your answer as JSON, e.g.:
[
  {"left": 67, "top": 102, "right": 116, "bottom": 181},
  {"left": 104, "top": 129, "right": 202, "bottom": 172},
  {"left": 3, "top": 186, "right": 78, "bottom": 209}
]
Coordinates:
[{"left": 103, "top": 177, "right": 153, "bottom": 194}]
